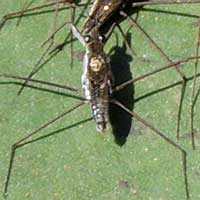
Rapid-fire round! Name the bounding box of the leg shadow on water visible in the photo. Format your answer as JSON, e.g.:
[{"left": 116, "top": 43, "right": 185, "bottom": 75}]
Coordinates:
[{"left": 109, "top": 33, "right": 135, "bottom": 146}]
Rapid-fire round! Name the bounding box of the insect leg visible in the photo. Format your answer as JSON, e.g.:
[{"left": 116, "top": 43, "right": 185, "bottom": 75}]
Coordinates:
[
  {"left": 116, "top": 23, "right": 137, "bottom": 57},
  {"left": 131, "top": 0, "right": 200, "bottom": 8},
  {"left": 0, "top": 72, "right": 82, "bottom": 93},
  {"left": 15, "top": 0, "right": 35, "bottom": 26},
  {"left": 190, "top": 27, "right": 200, "bottom": 149},
  {"left": 0, "top": 0, "right": 76, "bottom": 31},
  {"left": 120, "top": 10, "right": 190, "bottom": 141},
  {"left": 3, "top": 101, "right": 85, "bottom": 197},
  {"left": 114, "top": 56, "right": 200, "bottom": 92},
  {"left": 110, "top": 99, "right": 189, "bottom": 199},
  {"left": 15, "top": 0, "right": 92, "bottom": 96}
]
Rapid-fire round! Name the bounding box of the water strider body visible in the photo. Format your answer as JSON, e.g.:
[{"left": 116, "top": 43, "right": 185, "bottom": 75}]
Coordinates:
[
  {"left": 72, "top": 25, "right": 113, "bottom": 132},
  {"left": 78, "top": 0, "right": 138, "bottom": 132},
  {"left": 76, "top": 0, "right": 143, "bottom": 132},
  {"left": 72, "top": 0, "right": 137, "bottom": 132}
]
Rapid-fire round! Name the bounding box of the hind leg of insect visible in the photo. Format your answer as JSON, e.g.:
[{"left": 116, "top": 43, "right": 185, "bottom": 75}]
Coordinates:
[
  {"left": 110, "top": 99, "right": 190, "bottom": 199},
  {"left": 0, "top": 72, "right": 91, "bottom": 197},
  {"left": 108, "top": 25, "right": 198, "bottom": 198},
  {"left": 118, "top": 2, "right": 200, "bottom": 148},
  {"left": 0, "top": 0, "right": 78, "bottom": 31},
  {"left": 3, "top": 101, "right": 86, "bottom": 197},
  {"left": 122, "top": 11, "right": 188, "bottom": 140},
  {"left": 189, "top": 28, "right": 200, "bottom": 149},
  {"left": 105, "top": 4, "right": 200, "bottom": 197},
  {"left": 108, "top": 4, "right": 200, "bottom": 198}
]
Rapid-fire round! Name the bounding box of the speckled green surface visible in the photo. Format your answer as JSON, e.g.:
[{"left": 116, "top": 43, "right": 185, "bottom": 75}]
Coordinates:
[{"left": 0, "top": 1, "right": 200, "bottom": 200}]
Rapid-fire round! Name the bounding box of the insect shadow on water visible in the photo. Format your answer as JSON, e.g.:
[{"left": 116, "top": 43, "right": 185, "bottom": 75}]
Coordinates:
[
  {"left": 109, "top": 32, "right": 134, "bottom": 146},
  {"left": 1, "top": 1, "right": 200, "bottom": 199}
]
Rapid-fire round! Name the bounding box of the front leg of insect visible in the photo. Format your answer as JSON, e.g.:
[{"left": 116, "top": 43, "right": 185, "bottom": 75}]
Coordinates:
[{"left": 72, "top": 24, "right": 113, "bottom": 131}]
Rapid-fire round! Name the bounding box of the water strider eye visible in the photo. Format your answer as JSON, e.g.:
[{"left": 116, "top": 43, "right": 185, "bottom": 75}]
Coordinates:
[
  {"left": 84, "top": 35, "right": 91, "bottom": 43},
  {"left": 98, "top": 35, "right": 105, "bottom": 43}
]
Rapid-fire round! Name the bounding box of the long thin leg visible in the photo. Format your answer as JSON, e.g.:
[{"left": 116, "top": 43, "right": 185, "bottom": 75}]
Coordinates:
[
  {"left": 116, "top": 23, "right": 158, "bottom": 64},
  {"left": 120, "top": 10, "right": 194, "bottom": 140},
  {"left": 19, "top": 19, "right": 73, "bottom": 93},
  {"left": 141, "top": 7, "right": 200, "bottom": 19},
  {"left": 15, "top": 0, "right": 91, "bottom": 95},
  {"left": 41, "top": 21, "right": 70, "bottom": 48},
  {"left": 111, "top": 99, "right": 189, "bottom": 199},
  {"left": 134, "top": 72, "right": 200, "bottom": 104},
  {"left": 116, "top": 23, "right": 137, "bottom": 57},
  {"left": 0, "top": 0, "right": 75, "bottom": 31},
  {"left": 114, "top": 56, "right": 200, "bottom": 92},
  {"left": 0, "top": 73, "right": 80, "bottom": 93},
  {"left": 45, "top": 0, "right": 73, "bottom": 47},
  {"left": 70, "top": 6, "right": 76, "bottom": 68},
  {"left": 16, "top": 0, "right": 35, "bottom": 26},
  {"left": 16, "top": 1, "right": 74, "bottom": 95},
  {"left": 3, "top": 101, "right": 85, "bottom": 197},
  {"left": 0, "top": 1, "right": 79, "bottom": 97},
  {"left": 190, "top": 28, "right": 200, "bottom": 149},
  {"left": 131, "top": 0, "right": 200, "bottom": 8},
  {"left": 122, "top": 12, "right": 187, "bottom": 78},
  {"left": 52, "top": 0, "right": 60, "bottom": 46},
  {"left": 14, "top": 39, "right": 72, "bottom": 91},
  {"left": 41, "top": 0, "right": 87, "bottom": 48},
  {"left": 176, "top": 79, "right": 187, "bottom": 138}
]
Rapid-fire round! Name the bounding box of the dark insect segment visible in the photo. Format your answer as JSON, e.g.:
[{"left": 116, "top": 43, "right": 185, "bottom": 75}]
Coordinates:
[
  {"left": 0, "top": 0, "right": 200, "bottom": 199},
  {"left": 73, "top": 25, "right": 113, "bottom": 132}
]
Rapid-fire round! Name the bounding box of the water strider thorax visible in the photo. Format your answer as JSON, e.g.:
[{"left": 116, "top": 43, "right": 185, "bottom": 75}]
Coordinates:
[{"left": 82, "top": 28, "right": 113, "bottom": 132}]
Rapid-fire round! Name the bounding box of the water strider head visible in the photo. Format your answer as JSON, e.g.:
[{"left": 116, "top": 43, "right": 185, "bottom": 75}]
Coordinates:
[{"left": 71, "top": 25, "right": 113, "bottom": 132}]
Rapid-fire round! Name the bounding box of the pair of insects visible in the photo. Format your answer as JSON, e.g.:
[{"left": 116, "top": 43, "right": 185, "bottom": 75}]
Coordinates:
[{"left": 0, "top": 0, "right": 200, "bottom": 199}]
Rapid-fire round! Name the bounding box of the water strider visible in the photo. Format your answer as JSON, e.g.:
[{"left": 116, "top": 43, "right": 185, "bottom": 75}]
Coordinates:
[{"left": 0, "top": 0, "right": 200, "bottom": 199}]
